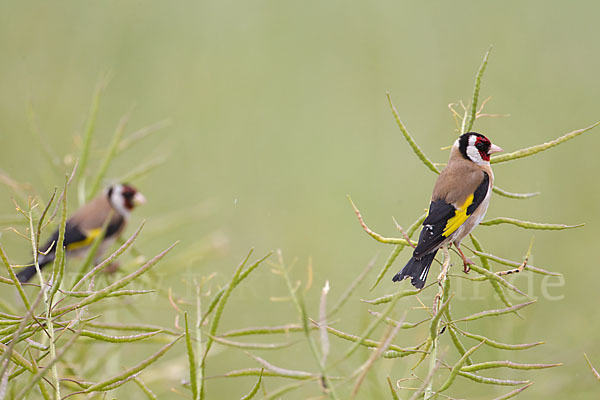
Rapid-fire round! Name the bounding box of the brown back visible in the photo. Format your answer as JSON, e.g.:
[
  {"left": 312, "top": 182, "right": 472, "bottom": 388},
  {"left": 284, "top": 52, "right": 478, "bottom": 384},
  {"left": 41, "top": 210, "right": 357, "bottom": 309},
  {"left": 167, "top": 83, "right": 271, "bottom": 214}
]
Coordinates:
[
  {"left": 68, "top": 194, "right": 122, "bottom": 232},
  {"left": 432, "top": 147, "right": 489, "bottom": 206}
]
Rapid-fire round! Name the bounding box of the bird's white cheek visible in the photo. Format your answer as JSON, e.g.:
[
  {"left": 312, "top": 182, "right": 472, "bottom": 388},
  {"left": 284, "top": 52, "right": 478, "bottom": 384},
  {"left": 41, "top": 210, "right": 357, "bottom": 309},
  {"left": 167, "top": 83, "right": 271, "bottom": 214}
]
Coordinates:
[
  {"left": 466, "top": 146, "right": 484, "bottom": 165},
  {"left": 111, "top": 198, "right": 130, "bottom": 218}
]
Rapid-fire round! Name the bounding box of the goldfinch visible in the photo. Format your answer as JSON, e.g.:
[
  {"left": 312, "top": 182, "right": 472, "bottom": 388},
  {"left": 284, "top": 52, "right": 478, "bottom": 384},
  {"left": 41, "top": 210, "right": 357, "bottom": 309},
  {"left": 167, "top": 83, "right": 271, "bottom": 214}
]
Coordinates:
[
  {"left": 17, "top": 184, "right": 145, "bottom": 283},
  {"left": 393, "top": 132, "right": 502, "bottom": 289}
]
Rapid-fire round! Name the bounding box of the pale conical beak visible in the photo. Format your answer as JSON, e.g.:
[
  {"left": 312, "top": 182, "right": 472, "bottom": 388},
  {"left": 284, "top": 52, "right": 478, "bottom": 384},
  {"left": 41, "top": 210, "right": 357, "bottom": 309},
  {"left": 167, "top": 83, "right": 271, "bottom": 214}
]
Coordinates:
[
  {"left": 133, "top": 192, "right": 146, "bottom": 206},
  {"left": 489, "top": 144, "right": 503, "bottom": 154}
]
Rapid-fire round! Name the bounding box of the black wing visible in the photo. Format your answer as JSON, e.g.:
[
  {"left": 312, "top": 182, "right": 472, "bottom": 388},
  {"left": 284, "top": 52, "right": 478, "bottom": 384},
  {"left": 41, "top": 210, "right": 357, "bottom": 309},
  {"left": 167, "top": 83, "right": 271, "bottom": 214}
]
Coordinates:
[
  {"left": 40, "top": 215, "right": 125, "bottom": 254},
  {"left": 413, "top": 172, "right": 489, "bottom": 258},
  {"left": 40, "top": 222, "right": 87, "bottom": 254},
  {"left": 412, "top": 200, "right": 455, "bottom": 258},
  {"left": 466, "top": 172, "right": 490, "bottom": 214}
]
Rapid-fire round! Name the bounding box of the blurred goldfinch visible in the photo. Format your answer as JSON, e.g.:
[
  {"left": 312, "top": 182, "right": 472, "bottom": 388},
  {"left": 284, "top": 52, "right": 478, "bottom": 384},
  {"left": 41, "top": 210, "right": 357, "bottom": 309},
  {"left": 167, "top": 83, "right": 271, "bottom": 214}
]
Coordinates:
[
  {"left": 17, "top": 184, "right": 145, "bottom": 283},
  {"left": 393, "top": 132, "right": 502, "bottom": 289}
]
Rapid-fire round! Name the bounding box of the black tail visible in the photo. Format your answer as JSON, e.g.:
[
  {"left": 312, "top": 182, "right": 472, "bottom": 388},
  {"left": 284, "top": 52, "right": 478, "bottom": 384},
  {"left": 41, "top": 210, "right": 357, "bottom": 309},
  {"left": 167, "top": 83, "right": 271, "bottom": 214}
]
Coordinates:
[
  {"left": 16, "top": 254, "right": 54, "bottom": 283},
  {"left": 392, "top": 250, "right": 438, "bottom": 289}
]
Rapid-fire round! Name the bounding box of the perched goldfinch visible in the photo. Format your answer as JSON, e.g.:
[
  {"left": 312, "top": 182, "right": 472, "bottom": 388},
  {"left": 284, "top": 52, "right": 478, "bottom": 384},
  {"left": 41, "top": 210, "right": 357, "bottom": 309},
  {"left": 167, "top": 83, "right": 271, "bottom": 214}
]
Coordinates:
[
  {"left": 393, "top": 132, "right": 502, "bottom": 289},
  {"left": 17, "top": 184, "right": 145, "bottom": 283}
]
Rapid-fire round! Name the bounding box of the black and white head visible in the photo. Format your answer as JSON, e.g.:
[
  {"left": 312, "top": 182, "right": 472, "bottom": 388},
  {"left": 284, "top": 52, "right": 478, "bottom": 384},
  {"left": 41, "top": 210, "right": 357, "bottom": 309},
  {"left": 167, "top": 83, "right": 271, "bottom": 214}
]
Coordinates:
[
  {"left": 456, "top": 132, "right": 503, "bottom": 165},
  {"left": 106, "top": 184, "right": 146, "bottom": 217}
]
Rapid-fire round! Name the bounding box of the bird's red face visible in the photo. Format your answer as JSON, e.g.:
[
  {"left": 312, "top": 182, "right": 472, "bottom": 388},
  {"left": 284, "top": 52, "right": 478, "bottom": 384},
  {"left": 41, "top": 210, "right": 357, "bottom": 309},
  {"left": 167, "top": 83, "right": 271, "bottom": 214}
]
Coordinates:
[
  {"left": 121, "top": 185, "right": 143, "bottom": 210},
  {"left": 458, "top": 132, "right": 503, "bottom": 165},
  {"left": 474, "top": 136, "right": 492, "bottom": 161},
  {"left": 107, "top": 184, "right": 146, "bottom": 216}
]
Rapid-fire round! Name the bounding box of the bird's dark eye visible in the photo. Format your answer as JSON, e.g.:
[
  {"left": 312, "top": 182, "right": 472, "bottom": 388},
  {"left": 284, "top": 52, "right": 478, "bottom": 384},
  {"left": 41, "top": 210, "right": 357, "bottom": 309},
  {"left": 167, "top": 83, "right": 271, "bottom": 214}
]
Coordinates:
[
  {"left": 123, "top": 191, "right": 134, "bottom": 199},
  {"left": 476, "top": 141, "right": 485, "bottom": 150}
]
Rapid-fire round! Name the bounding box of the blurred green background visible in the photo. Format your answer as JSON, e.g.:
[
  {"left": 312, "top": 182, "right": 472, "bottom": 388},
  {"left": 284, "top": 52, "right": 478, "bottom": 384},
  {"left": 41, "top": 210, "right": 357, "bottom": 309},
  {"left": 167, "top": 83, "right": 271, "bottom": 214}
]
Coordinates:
[{"left": 1, "top": 1, "right": 599, "bottom": 398}]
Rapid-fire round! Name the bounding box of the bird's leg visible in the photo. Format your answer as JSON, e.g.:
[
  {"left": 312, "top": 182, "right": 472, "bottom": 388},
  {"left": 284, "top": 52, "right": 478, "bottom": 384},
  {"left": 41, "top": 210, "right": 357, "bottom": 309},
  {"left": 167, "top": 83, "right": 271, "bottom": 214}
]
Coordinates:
[
  {"left": 96, "top": 255, "right": 119, "bottom": 274},
  {"left": 104, "top": 261, "right": 120, "bottom": 274},
  {"left": 454, "top": 243, "right": 474, "bottom": 273}
]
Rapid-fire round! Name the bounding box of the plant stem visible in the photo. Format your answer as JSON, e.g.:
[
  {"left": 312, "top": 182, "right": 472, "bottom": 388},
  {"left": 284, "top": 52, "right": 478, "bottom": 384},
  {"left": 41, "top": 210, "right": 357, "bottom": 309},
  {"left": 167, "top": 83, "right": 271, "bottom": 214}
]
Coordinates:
[
  {"left": 27, "top": 205, "right": 61, "bottom": 399},
  {"left": 276, "top": 252, "right": 339, "bottom": 400},
  {"left": 425, "top": 247, "right": 450, "bottom": 399}
]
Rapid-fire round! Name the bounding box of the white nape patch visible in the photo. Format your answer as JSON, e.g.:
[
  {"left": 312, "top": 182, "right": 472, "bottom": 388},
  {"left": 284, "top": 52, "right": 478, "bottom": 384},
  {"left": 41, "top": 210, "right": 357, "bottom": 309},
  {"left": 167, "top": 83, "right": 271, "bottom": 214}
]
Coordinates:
[
  {"left": 107, "top": 184, "right": 130, "bottom": 218},
  {"left": 466, "top": 135, "right": 487, "bottom": 166}
]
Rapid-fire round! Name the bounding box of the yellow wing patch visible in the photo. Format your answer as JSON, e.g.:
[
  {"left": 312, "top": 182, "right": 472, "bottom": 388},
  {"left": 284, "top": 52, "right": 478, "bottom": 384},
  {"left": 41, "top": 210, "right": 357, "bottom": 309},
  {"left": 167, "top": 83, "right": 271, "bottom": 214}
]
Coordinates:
[
  {"left": 66, "top": 228, "right": 102, "bottom": 251},
  {"left": 442, "top": 194, "right": 474, "bottom": 237}
]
